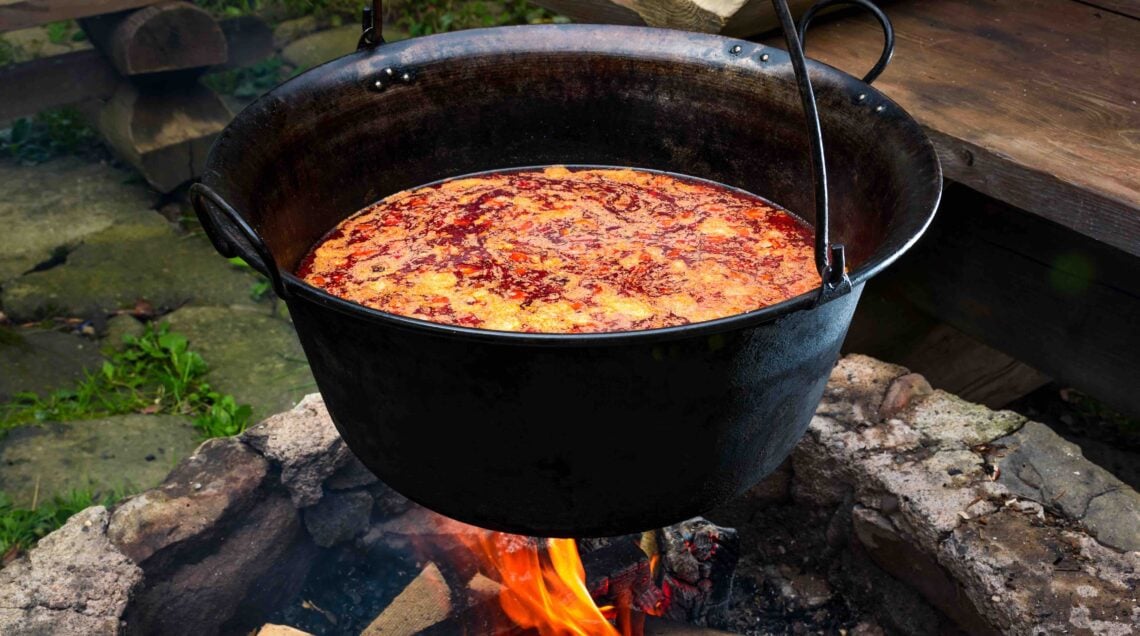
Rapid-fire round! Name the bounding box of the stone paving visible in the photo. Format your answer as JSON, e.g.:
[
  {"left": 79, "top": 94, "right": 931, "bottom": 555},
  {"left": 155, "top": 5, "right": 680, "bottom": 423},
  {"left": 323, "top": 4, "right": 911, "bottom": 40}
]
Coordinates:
[{"left": 0, "top": 156, "right": 315, "bottom": 507}]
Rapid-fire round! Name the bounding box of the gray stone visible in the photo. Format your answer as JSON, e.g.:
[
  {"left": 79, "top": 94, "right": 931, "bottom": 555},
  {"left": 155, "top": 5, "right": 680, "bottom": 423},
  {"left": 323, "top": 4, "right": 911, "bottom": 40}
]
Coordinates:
[
  {"left": 303, "top": 489, "right": 373, "bottom": 547},
  {"left": 162, "top": 305, "right": 315, "bottom": 419},
  {"left": 272, "top": 15, "right": 322, "bottom": 48},
  {"left": 790, "top": 355, "right": 1140, "bottom": 635},
  {"left": 242, "top": 393, "right": 351, "bottom": 507},
  {"left": 325, "top": 455, "right": 379, "bottom": 490},
  {"left": 0, "top": 328, "right": 103, "bottom": 401},
  {"left": 0, "top": 506, "right": 142, "bottom": 635},
  {"left": 1, "top": 220, "right": 260, "bottom": 322},
  {"left": 108, "top": 437, "right": 267, "bottom": 565},
  {"left": 996, "top": 420, "right": 1140, "bottom": 552},
  {"left": 281, "top": 25, "right": 360, "bottom": 70},
  {"left": 0, "top": 26, "right": 92, "bottom": 63},
  {"left": 123, "top": 492, "right": 307, "bottom": 636},
  {"left": 0, "top": 415, "right": 200, "bottom": 507},
  {"left": 103, "top": 314, "right": 145, "bottom": 351},
  {"left": 0, "top": 158, "right": 155, "bottom": 284}
]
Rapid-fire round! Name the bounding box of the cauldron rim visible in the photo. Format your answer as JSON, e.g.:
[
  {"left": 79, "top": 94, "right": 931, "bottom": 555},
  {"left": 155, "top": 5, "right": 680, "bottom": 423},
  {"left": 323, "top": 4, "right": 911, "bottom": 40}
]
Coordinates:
[{"left": 205, "top": 23, "right": 942, "bottom": 347}]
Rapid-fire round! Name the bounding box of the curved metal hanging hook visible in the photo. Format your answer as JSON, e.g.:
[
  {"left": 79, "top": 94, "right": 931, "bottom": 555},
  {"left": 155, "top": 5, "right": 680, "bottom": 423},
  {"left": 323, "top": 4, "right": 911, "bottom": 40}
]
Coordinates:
[{"left": 797, "top": 0, "right": 895, "bottom": 85}]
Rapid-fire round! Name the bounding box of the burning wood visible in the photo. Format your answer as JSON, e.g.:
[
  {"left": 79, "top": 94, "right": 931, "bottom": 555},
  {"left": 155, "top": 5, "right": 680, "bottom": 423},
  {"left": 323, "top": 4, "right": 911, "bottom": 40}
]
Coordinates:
[{"left": 353, "top": 506, "right": 738, "bottom": 635}]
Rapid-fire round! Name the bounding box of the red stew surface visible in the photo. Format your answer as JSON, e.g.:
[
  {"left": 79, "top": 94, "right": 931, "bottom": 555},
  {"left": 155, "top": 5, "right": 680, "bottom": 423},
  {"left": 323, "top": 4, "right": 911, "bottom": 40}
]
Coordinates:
[{"left": 297, "top": 166, "right": 818, "bottom": 333}]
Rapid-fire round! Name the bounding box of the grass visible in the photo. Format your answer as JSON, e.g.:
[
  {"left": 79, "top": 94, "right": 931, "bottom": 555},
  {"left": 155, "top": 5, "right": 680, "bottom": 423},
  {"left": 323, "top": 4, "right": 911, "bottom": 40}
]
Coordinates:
[
  {"left": 0, "top": 489, "right": 118, "bottom": 559},
  {"left": 1, "top": 108, "right": 102, "bottom": 164},
  {"left": 0, "top": 323, "right": 253, "bottom": 440}
]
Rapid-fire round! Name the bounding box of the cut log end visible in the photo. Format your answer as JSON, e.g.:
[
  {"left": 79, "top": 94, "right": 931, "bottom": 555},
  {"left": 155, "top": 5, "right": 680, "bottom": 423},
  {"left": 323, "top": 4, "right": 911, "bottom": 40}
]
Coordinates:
[{"left": 81, "top": 1, "right": 228, "bottom": 76}]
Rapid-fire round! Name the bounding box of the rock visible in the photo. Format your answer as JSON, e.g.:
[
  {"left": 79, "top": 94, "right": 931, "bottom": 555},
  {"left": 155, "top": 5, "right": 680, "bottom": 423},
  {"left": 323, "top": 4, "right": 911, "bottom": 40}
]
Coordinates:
[
  {"left": 162, "top": 305, "right": 315, "bottom": 418},
  {"left": 303, "top": 490, "right": 373, "bottom": 547},
  {"left": 369, "top": 479, "right": 414, "bottom": 519},
  {"left": 0, "top": 415, "right": 200, "bottom": 507},
  {"left": 0, "top": 328, "right": 104, "bottom": 401},
  {"left": 272, "top": 15, "right": 322, "bottom": 48},
  {"left": 787, "top": 572, "right": 832, "bottom": 609},
  {"left": 878, "top": 372, "right": 933, "bottom": 420},
  {"left": 1, "top": 220, "right": 261, "bottom": 322},
  {"left": 281, "top": 25, "right": 360, "bottom": 70},
  {"left": 107, "top": 437, "right": 268, "bottom": 565},
  {"left": 325, "top": 455, "right": 379, "bottom": 490},
  {"left": 659, "top": 517, "right": 738, "bottom": 625},
  {"left": 123, "top": 492, "right": 307, "bottom": 636},
  {"left": 905, "top": 390, "right": 1026, "bottom": 450},
  {"left": 0, "top": 506, "right": 142, "bottom": 635},
  {"left": 0, "top": 158, "right": 155, "bottom": 284},
  {"left": 996, "top": 420, "right": 1140, "bottom": 552},
  {"left": 787, "top": 355, "right": 1140, "bottom": 635},
  {"left": 242, "top": 394, "right": 351, "bottom": 507},
  {"left": 103, "top": 314, "right": 145, "bottom": 350}
]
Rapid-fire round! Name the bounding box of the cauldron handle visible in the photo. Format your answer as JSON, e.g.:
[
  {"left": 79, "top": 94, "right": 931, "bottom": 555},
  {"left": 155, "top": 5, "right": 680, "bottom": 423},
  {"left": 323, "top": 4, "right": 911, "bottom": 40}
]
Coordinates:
[
  {"left": 797, "top": 0, "right": 895, "bottom": 85},
  {"left": 771, "top": 0, "right": 893, "bottom": 304},
  {"left": 358, "top": 0, "right": 385, "bottom": 49},
  {"left": 189, "top": 183, "right": 290, "bottom": 301}
]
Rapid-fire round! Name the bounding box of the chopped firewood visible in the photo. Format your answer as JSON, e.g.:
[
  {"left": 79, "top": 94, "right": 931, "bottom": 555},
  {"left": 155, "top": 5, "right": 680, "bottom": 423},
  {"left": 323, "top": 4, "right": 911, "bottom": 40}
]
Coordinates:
[
  {"left": 80, "top": 1, "right": 228, "bottom": 76},
  {"left": 362, "top": 562, "right": 452, "bottom": 636},
  {"left": 255, "top": 625, "right": 312, "bottom": 636},
  {"left": 581, "top": 535, "right": 663, "bottom": 613}
]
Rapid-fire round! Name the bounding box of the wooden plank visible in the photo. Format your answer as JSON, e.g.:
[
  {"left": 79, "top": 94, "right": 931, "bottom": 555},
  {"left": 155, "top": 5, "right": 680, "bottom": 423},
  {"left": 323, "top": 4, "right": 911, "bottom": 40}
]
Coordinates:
[
  {"left": 1074, "top": 0, "right": 1140, "bottom": 19},
  {"left": 0, "top": 49, "right": 117, "bottom": 123},
  {"left": 770, "top": 0, "right": 1140, "bottom": 258},
  {"left": 845, "top": 295, "right": 1051, "bottom": 409},
  {"left": 0, "top": 0, "right": 155, "bottom": 32},
  {"left": 880, "top": 184, "right": 1140, "bottom": 418},
  {"left": 80, "top": 1, "right": 227, "bottom": 75}
]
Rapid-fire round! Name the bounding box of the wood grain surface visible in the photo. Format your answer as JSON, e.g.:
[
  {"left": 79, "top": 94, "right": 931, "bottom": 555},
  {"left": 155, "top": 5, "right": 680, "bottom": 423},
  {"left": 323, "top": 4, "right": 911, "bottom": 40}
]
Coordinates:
[
  {"left": 0, "top": 0, "right": 155, "bottom": 32},
  {"left": 772, "top": 0, "right": 1140, "bottom": 257}
]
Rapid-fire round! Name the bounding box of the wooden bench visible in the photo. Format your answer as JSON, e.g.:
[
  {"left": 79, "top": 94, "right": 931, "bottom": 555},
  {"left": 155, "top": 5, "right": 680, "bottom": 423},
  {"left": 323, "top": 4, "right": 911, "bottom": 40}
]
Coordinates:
[
  {"left": 777, "top": 0, "right": 1140, "bottom": 415},
  {"left": 1, "top": 1, "right": 271, "bottom": 192}
]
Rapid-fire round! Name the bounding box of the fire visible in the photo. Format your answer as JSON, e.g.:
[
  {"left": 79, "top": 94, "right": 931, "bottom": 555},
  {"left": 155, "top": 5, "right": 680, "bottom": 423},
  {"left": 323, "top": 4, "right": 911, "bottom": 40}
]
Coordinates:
[{"left": 461, "top": 532, "right": 622, "bottom": 636}]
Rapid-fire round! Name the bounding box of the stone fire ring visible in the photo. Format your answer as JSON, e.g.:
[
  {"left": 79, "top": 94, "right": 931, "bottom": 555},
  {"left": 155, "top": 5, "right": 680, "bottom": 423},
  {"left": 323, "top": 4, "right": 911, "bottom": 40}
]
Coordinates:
[{"left": 1, "top": 355, "right": 1137, "bottom": 634}]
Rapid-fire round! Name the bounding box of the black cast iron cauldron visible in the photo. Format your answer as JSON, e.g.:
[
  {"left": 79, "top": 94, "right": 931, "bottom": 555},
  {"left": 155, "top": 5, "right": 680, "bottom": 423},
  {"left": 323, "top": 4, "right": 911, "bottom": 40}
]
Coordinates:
[{"left": 191, "top": 0, "right": 941, "bottom": 537}]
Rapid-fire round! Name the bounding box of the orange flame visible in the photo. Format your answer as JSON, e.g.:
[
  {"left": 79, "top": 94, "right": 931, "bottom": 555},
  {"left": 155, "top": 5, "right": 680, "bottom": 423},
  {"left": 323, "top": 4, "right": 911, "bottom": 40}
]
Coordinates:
[{"left": 462, "top": 532, "right": 621, "bottom": 636}]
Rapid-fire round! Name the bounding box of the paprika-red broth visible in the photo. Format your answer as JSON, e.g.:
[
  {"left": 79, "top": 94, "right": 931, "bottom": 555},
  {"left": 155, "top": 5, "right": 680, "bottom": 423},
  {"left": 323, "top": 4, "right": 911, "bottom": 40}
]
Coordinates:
[{"left": 297, "top": 166, "right": 818, "bottom": 333}]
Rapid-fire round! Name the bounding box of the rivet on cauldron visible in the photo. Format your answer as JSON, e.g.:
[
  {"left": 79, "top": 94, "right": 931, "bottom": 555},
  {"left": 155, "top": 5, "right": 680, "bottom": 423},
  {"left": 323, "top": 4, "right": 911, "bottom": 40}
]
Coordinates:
[
  {"left": 384, "top": 67, "right": 396, "bottom": 77},
  {"left": 858, "top": 93, "right": 867, "bottom": 101},
  {"left": 760, "top": 53, "right": 770, "bottom": 62},
  {"left": 730, "top": 45, "right": 742, "bottom": 55},
  {"left": 875, "top": 104, "right": 885, "bottom": 113},
  {"left": 371, "top": 80, "right": 386, "bottom": 91},
  {"left": 400, "top": 72, "right": 413, "bottom": 83}
]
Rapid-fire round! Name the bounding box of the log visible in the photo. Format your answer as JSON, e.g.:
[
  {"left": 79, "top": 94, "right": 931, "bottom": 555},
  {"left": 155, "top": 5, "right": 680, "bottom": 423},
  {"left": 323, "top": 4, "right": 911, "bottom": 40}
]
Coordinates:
[
  {"left": 96, "top": 80, "right": 231, "bottom": 192},
  {"left": 80, "top": 1, "right": 227, "bottom": 76},
  {"left": 217, "top": 15, "right": 274, "bottom": 69},
  {"left": 0, "top": 49, "right": 118, "bottom": 124},
  {"left": 0, "top": 0, "right": 155, "bottom": 32},
  {"left": 530, "top": 0, "right": 816, "bottom": 37}
]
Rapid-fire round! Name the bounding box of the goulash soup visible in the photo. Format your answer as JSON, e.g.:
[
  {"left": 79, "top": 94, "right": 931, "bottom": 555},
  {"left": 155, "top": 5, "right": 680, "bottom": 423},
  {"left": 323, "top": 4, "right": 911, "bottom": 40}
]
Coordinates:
[{"left": 298, "top": 166, "right": 818, "bottom": 333}]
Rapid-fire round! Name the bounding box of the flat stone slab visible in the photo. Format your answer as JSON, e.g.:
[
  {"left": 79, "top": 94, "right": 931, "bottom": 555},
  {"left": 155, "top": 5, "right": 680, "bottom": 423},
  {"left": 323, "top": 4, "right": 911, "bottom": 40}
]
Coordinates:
[
  {"left": 163, "top": 306, "right": 316, "bottom": 420},
  {"left": 997, "top": 420, "right": 1140, "bottom": 552},
  {"left": 281, "top": 25, "right": 359, "bottom": 70},
  {"left": 1, "top": 219, "right": 259, "bottom": 322},
  {"left": 0, "top": 158, "right": 156, "bottom": 284},
  {"left": 0, "top": 328, "right": 104, "bottom": 401},
  {"left": 0, "top": 414, "right": 200, "bottom": 507}
]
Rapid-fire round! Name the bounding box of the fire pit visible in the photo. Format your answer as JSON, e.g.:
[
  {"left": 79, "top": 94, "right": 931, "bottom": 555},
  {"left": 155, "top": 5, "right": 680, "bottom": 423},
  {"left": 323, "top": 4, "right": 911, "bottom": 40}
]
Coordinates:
[{"left": 190, "top": 0, "right": 941, "bottom": 536}]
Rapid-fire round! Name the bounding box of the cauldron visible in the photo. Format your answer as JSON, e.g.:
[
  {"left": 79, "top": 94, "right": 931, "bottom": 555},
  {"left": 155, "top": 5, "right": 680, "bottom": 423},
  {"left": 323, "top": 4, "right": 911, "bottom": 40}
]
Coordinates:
[{"left": 192, "top": 0, "right": 941, "bottom": 537}]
